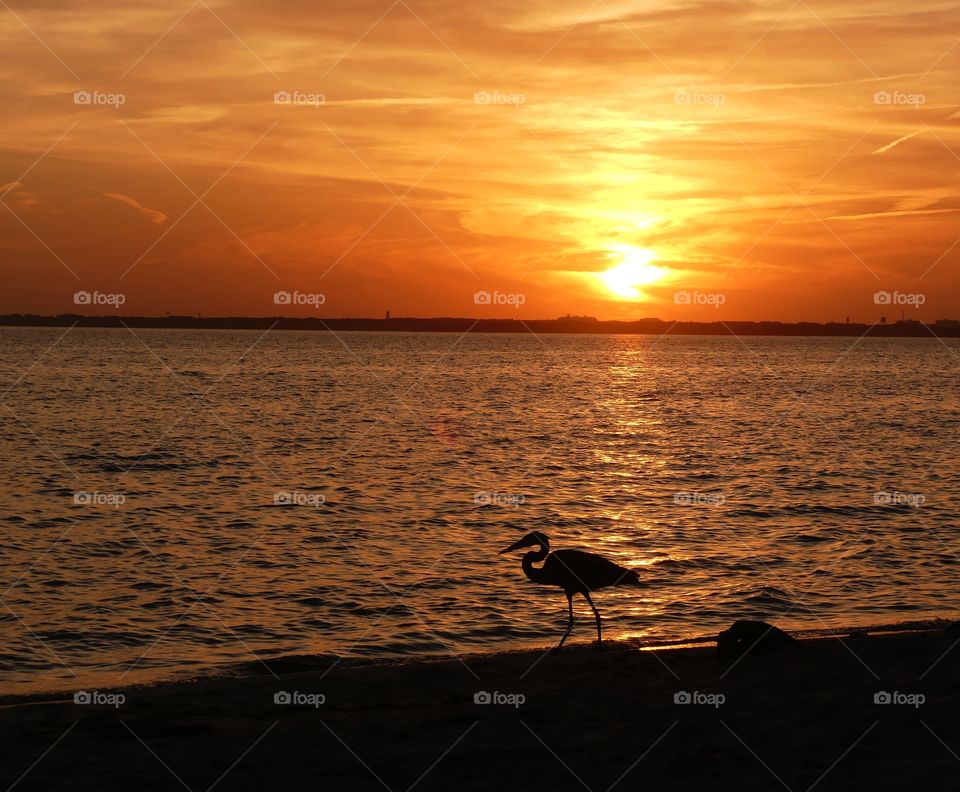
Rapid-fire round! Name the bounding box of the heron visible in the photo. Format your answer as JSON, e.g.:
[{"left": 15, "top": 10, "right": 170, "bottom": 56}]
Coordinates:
[{"left": 499, "top": 531, "right": 642, "bottom": 651}]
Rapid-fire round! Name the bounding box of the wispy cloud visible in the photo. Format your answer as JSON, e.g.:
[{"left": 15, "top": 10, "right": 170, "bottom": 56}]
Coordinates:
[
  {"left": 872, "top": 130, "right": 923, "bottom": 155},
  {"left": 103, "top": 192, "right": 168, "bottom": 225},
  {"left": 826, "top": 208, "right": 958, "bottom": 221},
  {"left": 0, "top": 181, "right": 40, "bottom": 208}
]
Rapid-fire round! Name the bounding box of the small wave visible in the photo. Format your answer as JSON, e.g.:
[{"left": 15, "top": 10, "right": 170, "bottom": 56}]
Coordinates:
[
  {"left": 792, "top": 532, "right": 835, "bottom": 543},
  {"left": 740, "top": 586, "right": 796, "bottom": 608},
  {"left": 294, "top": 597, "right": 327, "bottom": 606}
]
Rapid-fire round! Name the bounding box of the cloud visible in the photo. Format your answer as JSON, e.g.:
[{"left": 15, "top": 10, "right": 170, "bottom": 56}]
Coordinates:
[
  {"left": 0, "top": 181, "right": 40, "bottom": 209},
  {"left": 872, "top": 130, "right": 923, "bottom": 155},
  {"left": 826, "top": 208, "right": 958, "bottom": 221},
  {"left": 102, "top": 192, "right": 168, "bottom": 224}
]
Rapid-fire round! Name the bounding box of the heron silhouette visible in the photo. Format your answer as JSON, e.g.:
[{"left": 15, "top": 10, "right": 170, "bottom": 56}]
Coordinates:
[{"left": 499, "top": 531, "right": 642, "bottom": 651}]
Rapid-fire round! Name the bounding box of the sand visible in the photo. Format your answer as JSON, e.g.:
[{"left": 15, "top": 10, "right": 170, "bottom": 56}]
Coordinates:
[{"left": 3, "top": 626, "right": 960, "bottom": 791}]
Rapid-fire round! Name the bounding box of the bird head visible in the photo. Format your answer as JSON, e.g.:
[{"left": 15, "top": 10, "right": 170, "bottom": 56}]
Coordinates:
[{"left": 499, "top": 531, "right": 549, "bottom": 554}]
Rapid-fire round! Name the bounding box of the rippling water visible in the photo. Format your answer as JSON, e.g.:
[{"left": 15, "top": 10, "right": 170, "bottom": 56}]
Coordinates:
[{"left": 1, "top": 327, "right": 959, "bottom": 694}]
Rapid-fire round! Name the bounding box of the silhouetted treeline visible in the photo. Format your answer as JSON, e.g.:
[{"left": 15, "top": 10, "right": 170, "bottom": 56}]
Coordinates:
[{"left": 2, "top": 314, "right": 958, "bottom": 337}]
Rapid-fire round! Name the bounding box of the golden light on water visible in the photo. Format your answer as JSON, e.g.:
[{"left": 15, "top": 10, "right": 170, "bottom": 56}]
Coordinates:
[{"left": 599, "top": 247, "right": 668, "bottom": 300}]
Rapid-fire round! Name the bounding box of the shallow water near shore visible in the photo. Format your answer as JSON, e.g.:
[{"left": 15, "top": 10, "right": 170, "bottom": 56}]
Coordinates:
[{"left": 1, "top": 327, "right": 959, "bottom": 694}]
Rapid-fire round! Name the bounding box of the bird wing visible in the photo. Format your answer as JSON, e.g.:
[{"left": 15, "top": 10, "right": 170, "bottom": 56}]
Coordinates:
[{"left": 546, "top": 549, "right": 640, "bottom": 591}]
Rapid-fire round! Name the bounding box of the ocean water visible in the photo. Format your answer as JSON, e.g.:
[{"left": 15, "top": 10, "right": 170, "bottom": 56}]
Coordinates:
[{"left": 1, "top": 327, "right": 958, "bottom": 694}]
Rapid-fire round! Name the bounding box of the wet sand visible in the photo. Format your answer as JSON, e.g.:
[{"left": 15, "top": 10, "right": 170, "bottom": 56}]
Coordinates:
[{"left": 3, "top": 626, "right": 960, "bottom": 791}]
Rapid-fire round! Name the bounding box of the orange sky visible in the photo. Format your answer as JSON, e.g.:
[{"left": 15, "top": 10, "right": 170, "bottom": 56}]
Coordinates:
[{"left": 1, "top": 0, "right": 958, "bottom": 321}]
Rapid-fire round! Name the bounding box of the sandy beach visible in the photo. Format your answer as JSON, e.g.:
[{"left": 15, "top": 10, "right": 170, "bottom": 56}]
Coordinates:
[{"left": 4, "top": 624, "right": 960, "bottom": 791}]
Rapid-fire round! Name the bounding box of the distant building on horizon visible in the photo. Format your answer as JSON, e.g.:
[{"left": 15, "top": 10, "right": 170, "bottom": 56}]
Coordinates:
[{"left": 557, "top": 314, "right": 598, "bottom": 321}]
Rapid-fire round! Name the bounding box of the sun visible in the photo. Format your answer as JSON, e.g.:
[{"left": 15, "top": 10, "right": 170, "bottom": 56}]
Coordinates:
[{"left": 599, "top": 246, "right": 667, "bottom": 299}]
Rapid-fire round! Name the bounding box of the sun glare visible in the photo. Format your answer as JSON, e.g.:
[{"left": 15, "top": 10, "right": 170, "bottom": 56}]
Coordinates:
[{"left": 599, "top": 246, "right": 667, "bottom": 299}]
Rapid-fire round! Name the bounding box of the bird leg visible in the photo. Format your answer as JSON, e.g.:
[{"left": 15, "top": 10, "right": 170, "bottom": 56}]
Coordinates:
[
  {"left": 554, "top": 593, "right": 575, "bottom": 652},
  {"left": 583, "top": 592, "right": 603, "bottom": 649}
]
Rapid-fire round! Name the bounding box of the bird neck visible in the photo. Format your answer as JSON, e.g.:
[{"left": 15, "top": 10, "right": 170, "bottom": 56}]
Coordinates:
[{"left": 521, "top": 544, "right": 549, "bottom": 583}]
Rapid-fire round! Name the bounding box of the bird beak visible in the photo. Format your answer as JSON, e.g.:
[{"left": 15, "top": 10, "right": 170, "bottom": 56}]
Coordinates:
[{"left": 499, "top": 539, "right": 526, "bottom": 554}]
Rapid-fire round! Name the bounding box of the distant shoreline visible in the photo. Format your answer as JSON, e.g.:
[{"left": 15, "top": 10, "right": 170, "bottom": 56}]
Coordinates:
[{"left": 2, "top": 314, "right": 959, "bottom": 337}]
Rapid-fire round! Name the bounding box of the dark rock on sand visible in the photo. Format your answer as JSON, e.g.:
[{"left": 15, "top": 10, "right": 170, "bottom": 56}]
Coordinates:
[
  {"left": 716, "top": 619, "right": 798, "bottom": 661},
  {"left": 944, "top": 620, "right": 960, "bottom": 636}
]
